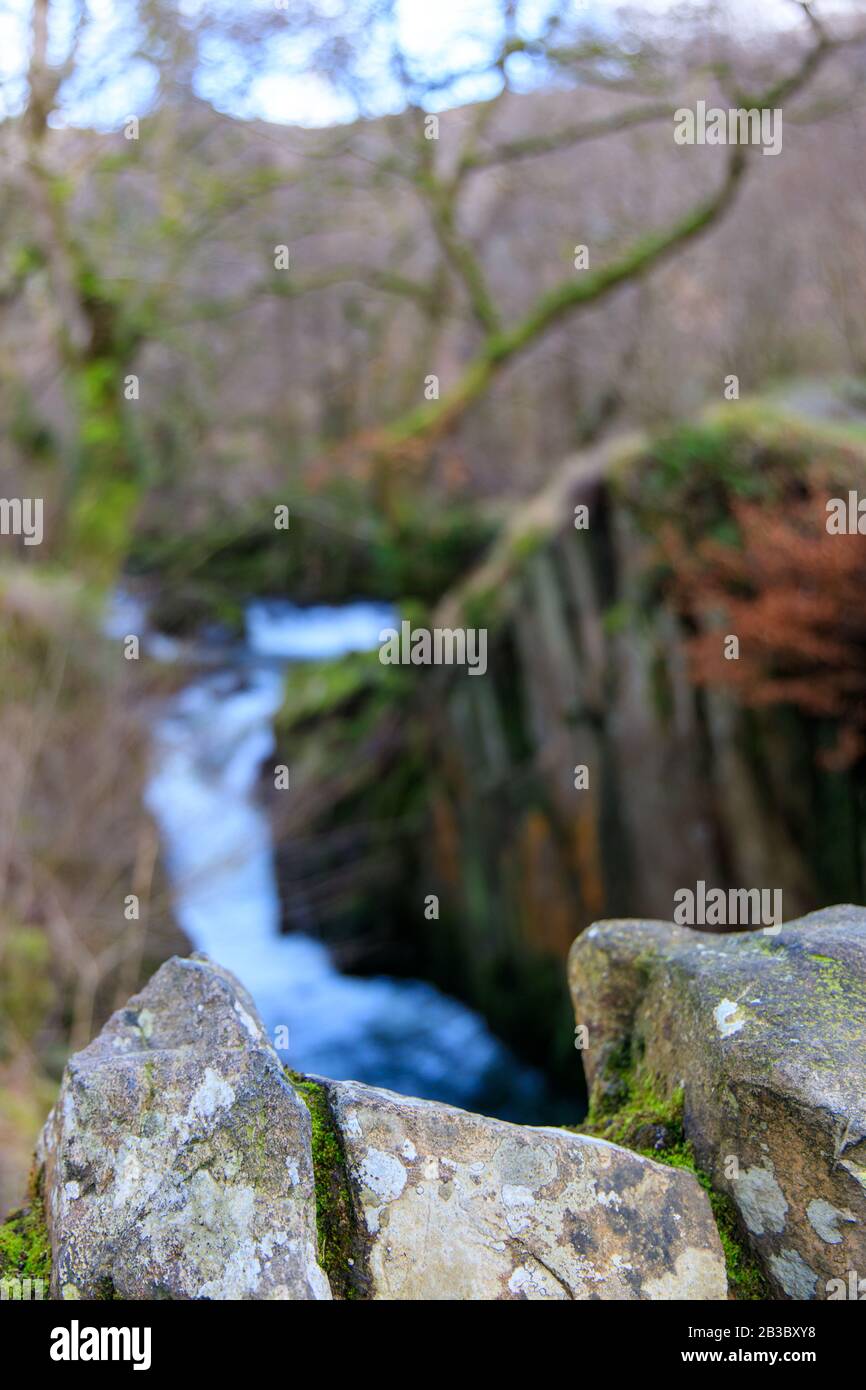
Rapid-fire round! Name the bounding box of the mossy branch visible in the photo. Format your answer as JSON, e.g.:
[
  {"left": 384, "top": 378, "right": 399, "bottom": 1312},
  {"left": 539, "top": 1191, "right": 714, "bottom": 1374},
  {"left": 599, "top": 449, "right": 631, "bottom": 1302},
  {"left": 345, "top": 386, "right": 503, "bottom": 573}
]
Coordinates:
[
  {"left": 379, "top": 146, "right": 748, "bottom": 453},
  {"left": 458, "top": 100, "right": 673, "bottom": 173}
]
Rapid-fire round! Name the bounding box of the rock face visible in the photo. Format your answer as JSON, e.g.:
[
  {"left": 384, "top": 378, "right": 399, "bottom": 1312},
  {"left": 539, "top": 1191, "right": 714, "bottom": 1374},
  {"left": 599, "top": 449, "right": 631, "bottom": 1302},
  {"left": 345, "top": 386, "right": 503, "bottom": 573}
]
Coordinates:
[
  {"left": 320, "top": 1076, "right": 726, "bottom": 1299},
  {"left": 38, "top": 955, "right": 330, "bottom": 1300},
  {"left": 399, "top": 408, "right": 866, "bottom": 1083},
  {"left": 568, "top": 905, "right": 866, "bottom": 1300},
  {"left": 36, "top": 954, "right": 729, "bottom": 1300}
]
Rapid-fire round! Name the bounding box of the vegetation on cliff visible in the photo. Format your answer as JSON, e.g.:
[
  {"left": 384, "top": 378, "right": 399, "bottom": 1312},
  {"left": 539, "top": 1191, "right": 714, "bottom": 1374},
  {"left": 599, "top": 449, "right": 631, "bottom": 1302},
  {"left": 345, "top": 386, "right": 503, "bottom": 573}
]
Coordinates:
[{"left": 262, "top": 398, "right": 866, "bottom": 1101}]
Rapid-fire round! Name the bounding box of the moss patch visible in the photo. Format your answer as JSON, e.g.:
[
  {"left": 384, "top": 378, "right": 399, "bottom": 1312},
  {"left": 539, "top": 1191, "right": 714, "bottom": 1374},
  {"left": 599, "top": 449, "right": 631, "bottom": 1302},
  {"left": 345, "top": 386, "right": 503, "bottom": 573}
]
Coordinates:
[
  {"left": 275, "top": 648, "right": 414, "bottom": 741},
  {"left": 697, "top": 1176, "right": 768, "bottom": 1302},
  {"left": 579, "top": 1039, "right": 685, "bottom": 1151},
  {"left": 288, "top": 1071, "right": 365, "bottom": 1299},
  {"left": 0, "top": 1165, "right": 51, "bottom": 1294}
]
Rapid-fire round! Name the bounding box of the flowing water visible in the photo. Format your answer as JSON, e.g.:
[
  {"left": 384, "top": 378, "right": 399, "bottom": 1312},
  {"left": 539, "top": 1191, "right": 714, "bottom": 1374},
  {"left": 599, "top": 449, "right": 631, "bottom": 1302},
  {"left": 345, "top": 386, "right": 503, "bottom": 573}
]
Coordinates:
[{"left": 111, "top": 594, "right": 554, "bottom": 1120}]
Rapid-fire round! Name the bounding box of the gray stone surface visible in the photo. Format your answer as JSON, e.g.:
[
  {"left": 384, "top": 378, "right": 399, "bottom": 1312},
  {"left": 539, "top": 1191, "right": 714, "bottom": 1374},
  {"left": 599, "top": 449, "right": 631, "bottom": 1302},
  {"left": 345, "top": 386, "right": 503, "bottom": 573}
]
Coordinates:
[
  {"left": 568, "top": 905, "right": 866, "bottom": 1300},
  {"left": 321, "top": 1076, "right": 727, "bottom": 1300},
  {"left": 38, "top": 954, "right": 330, "bottom": 1300}
]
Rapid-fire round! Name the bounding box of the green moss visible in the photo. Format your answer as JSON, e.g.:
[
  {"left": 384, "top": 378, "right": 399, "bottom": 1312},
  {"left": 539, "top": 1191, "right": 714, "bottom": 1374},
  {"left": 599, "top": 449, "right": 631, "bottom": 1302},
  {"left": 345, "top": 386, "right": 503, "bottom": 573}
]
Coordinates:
[
  {"left": 582, "top": 1045, "right": 685, "bottom": 1149},
  {"left": 287, "top": 1071, "right": 364, "bottom": 1299},
  {"left": 650, "top": 1145, "right": 768, "bottom": 1299},
  {"left": 621, "top": 403, "right": 866, "bottom": 567},
  {"left": 601, "top": 601, "right": 634, "bottom": 636},
  {"left": 279, "top": 652, "right": 380, "bottom": 729},
  {"left": 275, "top": 649, "right": 414, "bottom": 740},
  {"left": 577, "top": 1047, "right": 768, "bottom": 1300},
  {"left": 462, "top": 583, "right": 500, "bottom": 632},
  {"left": 509, "top": 527, "right": 544, "bottom": 564},
  {"left": 749, "top": 935, "right": 783, "bottom": 956},
  {"left": 582, "top": 1037, "right": 641, "bottom": 1122},
  {"left": 0, "top": 1166, "right": 51, "bottom": 1293},
  {"left": 700, "top": 1181, "right": 769, "bottom": 1301}
]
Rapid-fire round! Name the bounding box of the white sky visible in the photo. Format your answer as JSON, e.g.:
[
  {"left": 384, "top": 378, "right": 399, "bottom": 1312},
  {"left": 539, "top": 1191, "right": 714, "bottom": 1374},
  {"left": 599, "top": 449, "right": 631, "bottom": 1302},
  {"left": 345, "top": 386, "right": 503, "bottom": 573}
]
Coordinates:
[{"left": 0, "top": 0, "right": 855, "bottom": 128}]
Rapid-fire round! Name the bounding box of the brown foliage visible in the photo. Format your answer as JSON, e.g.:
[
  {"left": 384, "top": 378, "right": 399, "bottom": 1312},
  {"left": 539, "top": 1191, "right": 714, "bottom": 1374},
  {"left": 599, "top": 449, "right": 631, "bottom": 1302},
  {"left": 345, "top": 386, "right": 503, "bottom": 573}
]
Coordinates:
[{"left": 660, "top": 494, "right": 866, "bottom": 769}]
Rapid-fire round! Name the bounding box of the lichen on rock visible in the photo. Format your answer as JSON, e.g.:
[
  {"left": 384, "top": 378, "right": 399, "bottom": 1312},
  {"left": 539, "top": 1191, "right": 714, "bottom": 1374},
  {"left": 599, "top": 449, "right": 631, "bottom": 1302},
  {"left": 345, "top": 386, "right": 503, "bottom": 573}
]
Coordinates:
[
  {"left": 34, "top": 913, "right": 864, "bottom": 1304},
  {"left": 29, "top": 952, "right": 732, "bottom": 1301},
  {"left": 317, "top": 1075, "right": 727, "bottom": 1299},
  {"left": 568, "top": 905, "right": 866, "bottom": 1300},
  {"left": 38, "top": 954, "right": 330, "bottom": 1300}
]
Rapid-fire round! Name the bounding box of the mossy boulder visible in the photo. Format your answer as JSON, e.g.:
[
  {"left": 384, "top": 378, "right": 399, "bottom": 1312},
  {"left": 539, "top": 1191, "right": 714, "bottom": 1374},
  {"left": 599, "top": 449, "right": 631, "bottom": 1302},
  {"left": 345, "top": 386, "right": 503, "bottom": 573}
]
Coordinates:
[{"left": 568, "top": 905, "right": 866, "bottom": 1299}]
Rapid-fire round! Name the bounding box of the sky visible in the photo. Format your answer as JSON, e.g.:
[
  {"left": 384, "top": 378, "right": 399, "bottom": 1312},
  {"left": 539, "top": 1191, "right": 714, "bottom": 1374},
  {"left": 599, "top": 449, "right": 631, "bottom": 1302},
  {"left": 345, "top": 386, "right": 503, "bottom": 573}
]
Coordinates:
[{"left": 0, "top": 0, "right": 852, "bottom": 129}]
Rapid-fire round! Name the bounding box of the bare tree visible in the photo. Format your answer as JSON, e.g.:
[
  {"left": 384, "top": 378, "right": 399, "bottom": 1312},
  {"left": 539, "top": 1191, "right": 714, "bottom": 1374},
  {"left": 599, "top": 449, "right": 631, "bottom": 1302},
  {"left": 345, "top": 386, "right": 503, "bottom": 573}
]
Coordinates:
[{"left": 255, "top": 0, "right": 865, "bottom": 499}]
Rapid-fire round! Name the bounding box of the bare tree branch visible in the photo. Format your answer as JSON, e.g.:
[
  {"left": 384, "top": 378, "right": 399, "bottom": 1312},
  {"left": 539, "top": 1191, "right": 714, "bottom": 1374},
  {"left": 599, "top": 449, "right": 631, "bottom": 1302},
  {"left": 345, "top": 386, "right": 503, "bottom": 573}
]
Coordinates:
[{"left": 458, "top": 99, "right": 673, "bottom": 174}]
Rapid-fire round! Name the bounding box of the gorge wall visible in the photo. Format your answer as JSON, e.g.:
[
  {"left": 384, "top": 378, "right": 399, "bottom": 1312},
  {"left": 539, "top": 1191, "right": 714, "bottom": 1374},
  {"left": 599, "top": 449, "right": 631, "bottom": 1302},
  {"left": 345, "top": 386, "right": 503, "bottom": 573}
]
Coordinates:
[{"left": 271, "top": 391, "right": 866, "bottom": 1085}]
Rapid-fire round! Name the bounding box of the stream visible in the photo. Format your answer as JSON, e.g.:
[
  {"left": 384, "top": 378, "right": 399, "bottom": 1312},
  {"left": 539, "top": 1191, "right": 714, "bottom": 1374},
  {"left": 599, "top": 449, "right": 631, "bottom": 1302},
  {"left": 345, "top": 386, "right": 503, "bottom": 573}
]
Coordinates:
[{"left": 110, "top": 594, "right": 553, "bottom": 1121}]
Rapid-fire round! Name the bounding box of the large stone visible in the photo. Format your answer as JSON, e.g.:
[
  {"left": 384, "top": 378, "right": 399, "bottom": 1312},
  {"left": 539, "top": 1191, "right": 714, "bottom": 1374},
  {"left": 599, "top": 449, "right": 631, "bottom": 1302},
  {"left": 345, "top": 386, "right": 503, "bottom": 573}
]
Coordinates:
[
  {"left": 38, "top": 955, "right": 330, "bottom": 1300},
  {"left": 568, "top": 905, "right": 866, "bottom": 1300},
  {"left": 320, "top": 1076, "right": 727, "bottom": 1299}
]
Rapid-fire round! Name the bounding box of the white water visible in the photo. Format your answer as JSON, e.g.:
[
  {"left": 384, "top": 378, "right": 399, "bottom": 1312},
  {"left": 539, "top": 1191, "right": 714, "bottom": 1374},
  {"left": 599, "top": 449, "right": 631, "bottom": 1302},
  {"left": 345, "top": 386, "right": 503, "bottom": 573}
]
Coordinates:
[{"left": 133, "top": 597, "right": 546, "bottom": 1115}]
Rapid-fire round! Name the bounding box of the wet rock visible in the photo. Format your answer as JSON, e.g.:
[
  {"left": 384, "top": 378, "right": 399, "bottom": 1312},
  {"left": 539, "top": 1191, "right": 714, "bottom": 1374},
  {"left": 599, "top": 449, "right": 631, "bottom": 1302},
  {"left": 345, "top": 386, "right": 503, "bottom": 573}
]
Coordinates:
[
  {"left": 38, "top": 955, "right": 330, "bottom": 1300},
  {"left": 320, "top": 1076, "right": 727, "bottom": 1299},
  {"left": 568, "top": 904, "right": 866, "bottom": 1300}
]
